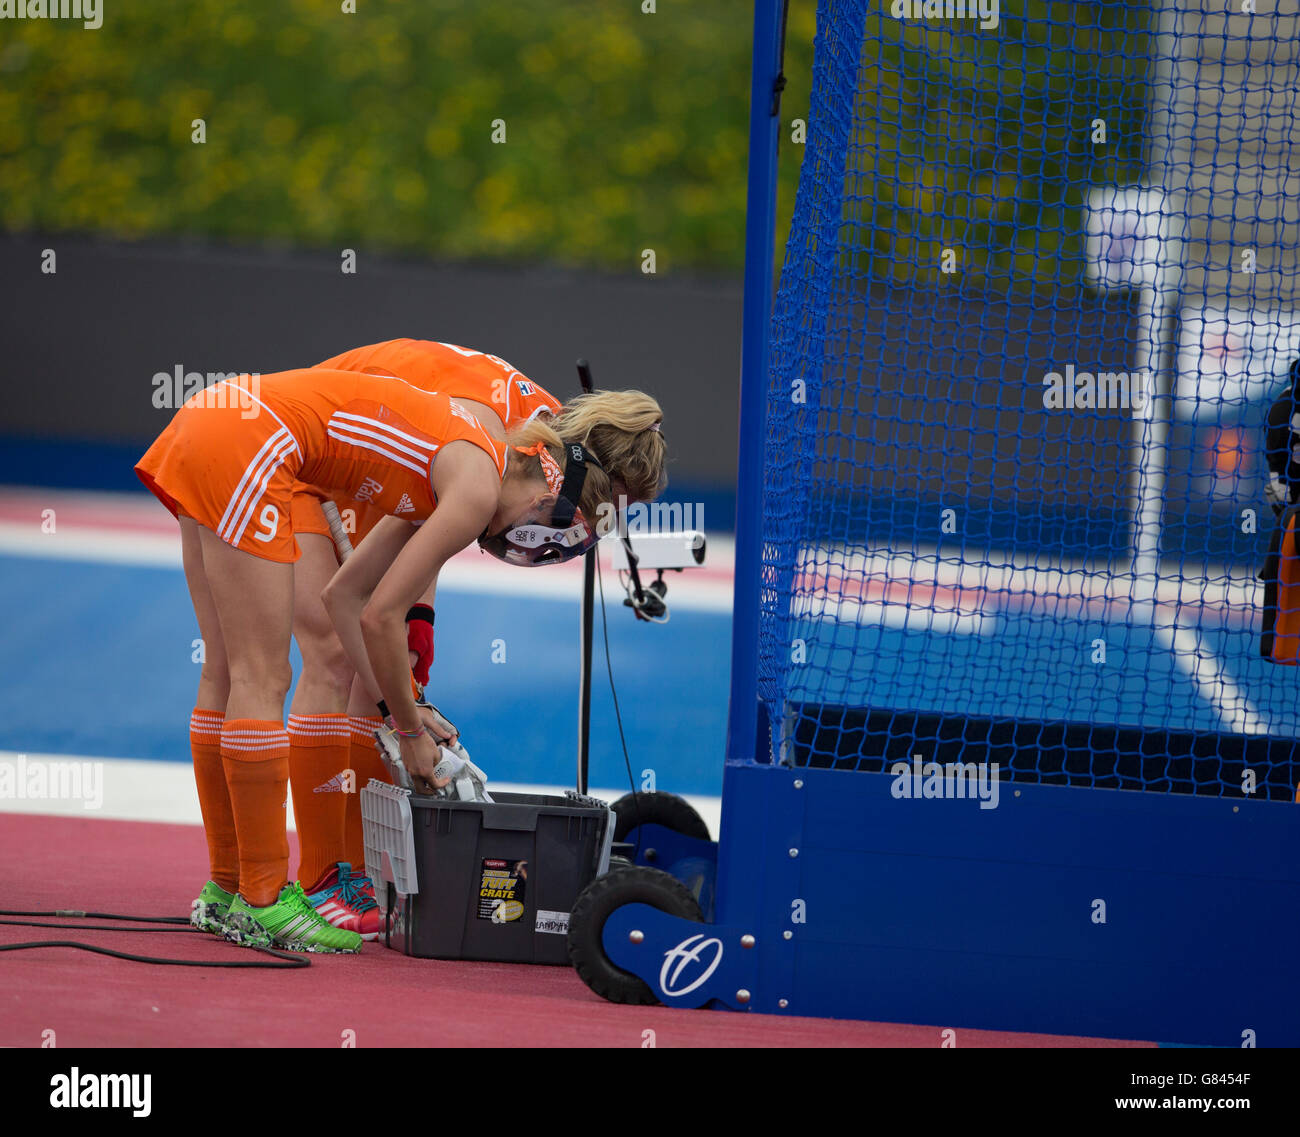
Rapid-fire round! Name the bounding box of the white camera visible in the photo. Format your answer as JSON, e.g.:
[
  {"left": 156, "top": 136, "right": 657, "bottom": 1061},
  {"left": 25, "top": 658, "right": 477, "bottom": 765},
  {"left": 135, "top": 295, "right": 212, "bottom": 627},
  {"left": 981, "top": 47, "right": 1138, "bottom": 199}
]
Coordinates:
[{"left": 604, "top": 530, "right": 706, "bottom": 571}]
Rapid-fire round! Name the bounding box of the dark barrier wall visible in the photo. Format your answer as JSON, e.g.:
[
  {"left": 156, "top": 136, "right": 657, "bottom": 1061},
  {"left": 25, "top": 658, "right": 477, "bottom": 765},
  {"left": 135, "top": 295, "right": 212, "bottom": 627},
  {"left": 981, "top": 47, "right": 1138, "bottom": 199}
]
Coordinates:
[
  {"left": 0, "top": 233, "right": 743, "bottom": 495},
  {"left": 3, "top": 234, "right": 1164, "bottom": 549}
]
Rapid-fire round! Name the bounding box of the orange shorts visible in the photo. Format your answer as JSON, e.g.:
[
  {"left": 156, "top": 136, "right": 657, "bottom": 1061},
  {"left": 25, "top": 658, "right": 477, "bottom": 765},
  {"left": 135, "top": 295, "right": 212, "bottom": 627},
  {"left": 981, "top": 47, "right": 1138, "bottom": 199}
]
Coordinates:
[
  {"left": 289, "top": 485, "right": 331, "bottom": 540},
  {"left": 136, "top": 388, "right": 304, "bottom": 563},
  {"left": 289, "top": 484, "right": 386, "bottom": 552}
]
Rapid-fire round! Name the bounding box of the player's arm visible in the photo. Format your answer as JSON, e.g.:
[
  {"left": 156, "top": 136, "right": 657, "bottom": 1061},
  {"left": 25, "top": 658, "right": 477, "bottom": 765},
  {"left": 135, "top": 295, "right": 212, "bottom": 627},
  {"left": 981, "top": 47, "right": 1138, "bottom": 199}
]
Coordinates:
[
  {"left": 322, "top": 515, "right": 418, "bottom": 704},
  {"left": 358, "top": 443, "right": 500, "bottom": 783}
]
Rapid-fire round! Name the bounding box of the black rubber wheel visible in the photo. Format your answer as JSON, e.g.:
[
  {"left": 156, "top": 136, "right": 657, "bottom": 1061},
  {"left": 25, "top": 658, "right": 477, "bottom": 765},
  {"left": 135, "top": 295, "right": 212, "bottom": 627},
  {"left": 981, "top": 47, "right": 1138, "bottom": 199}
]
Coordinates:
[
  {"left": 610, "top": 792, "right": 710, "bottom": 843},
  {"left": 568, "top": 866, "right": 704, "bottom": 1005}
]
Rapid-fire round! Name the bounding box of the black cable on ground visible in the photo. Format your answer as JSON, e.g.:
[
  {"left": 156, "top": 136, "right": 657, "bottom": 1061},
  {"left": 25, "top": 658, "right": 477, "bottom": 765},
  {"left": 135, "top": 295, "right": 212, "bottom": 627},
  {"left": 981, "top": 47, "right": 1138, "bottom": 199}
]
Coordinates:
[
  {"left": 0, "top": 919, "right": 197, "bottom": 932},
  {"left": 0, "top": 909, "right": 311, "bottom": 968},
  {"left": 0, "top": 939, "right": 309, "bottom": 968},
  {"left": 0, "top": 909, "right": 188, "bottom": 923}
]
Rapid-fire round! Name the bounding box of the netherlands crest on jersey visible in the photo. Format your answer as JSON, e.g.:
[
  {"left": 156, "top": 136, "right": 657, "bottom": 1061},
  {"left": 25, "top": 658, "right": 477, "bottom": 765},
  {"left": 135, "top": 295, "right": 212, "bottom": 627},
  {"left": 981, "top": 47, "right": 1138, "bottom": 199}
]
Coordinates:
[{"left": 516, "top": 380, "right": 534, "bottom": 396}]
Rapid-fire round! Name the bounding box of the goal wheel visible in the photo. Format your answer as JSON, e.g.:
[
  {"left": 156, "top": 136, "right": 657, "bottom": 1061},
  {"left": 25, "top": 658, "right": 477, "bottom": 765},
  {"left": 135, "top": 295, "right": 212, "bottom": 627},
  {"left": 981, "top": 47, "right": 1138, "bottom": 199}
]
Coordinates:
[
  {"left": 610, "top": 792, "right": 710, "bottom": 843},
  {"left": 568, "top": 866, "right": 704, "bottom": 1005}
]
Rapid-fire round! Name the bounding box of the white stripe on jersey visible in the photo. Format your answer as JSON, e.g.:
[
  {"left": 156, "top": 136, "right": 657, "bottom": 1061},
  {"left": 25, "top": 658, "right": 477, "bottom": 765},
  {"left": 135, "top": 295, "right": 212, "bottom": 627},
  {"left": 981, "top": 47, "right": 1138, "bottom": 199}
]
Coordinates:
[
  {"left": 326, "top": 428, "right": 430, "bottom": 478},
  {"left": 327, "top": 417, "right": 432, "bottom": 465},
  {"left": 217, "top": 427, "right": 291, "bottom": 541},
  {"left": 331, "top": 411, "right": 438, "bottom": 454}
]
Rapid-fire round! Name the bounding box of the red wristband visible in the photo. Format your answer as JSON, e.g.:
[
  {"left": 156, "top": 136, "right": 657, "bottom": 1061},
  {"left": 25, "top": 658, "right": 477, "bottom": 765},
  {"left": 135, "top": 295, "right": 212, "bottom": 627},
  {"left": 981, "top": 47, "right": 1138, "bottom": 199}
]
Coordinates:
[{"left": 406, "top": 604, "right": 435, "bottom": 686}]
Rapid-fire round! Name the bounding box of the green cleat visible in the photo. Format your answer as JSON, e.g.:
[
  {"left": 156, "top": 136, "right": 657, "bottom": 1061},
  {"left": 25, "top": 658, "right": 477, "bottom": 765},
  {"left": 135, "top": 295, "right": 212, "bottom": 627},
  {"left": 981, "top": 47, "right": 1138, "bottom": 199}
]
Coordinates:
[
  {"left": 224, "top": 882, "right": 363, "bottom": 954},
  {"left": 190, "top": 880, "right": 236, "bottom": 935}
]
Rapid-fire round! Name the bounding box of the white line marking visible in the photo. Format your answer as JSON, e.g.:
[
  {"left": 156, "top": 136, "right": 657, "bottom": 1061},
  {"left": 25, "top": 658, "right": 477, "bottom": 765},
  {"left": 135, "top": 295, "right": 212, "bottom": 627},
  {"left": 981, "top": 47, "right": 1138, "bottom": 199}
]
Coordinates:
[
  {"left": 0, "top": 751, "right": 722, "bottom": 836},
  {"left": 0, "top": 512, "right": 738, "bottom": 613},
  {"left": 1151, "top": 620, "right": 1267, "bottom": 735}
]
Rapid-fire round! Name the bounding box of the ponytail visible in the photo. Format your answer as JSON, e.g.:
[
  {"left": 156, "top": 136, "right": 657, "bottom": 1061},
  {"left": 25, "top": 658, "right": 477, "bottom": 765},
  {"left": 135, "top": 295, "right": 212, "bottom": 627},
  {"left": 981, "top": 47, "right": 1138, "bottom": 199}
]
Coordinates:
[{"left": 505, "top": 389, "right": 667, "bottom": 520}]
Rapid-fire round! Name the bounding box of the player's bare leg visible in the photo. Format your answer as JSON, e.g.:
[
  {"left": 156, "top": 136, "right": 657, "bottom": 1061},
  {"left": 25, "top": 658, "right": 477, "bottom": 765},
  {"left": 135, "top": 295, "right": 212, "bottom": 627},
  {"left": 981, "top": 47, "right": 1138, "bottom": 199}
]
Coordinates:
[
  {"left": 289, "top": 533, "right": 353, "bottom": 715},
  {"left": 179, "top": 516, "right": 237, "bottom": 933},
  {"left": 193, "top": 522, "right": 359, "bottom": 952},
  {"left": 289, "top": 532, "right": 380, "bottom": 937}
]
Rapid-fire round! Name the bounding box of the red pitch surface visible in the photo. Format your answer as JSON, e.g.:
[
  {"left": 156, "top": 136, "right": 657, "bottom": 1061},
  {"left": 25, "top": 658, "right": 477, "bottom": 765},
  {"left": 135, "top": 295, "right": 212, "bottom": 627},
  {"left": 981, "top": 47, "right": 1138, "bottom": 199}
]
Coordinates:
[{"left": 0, "top": 814, "right": 1155, "bottom": 1048}]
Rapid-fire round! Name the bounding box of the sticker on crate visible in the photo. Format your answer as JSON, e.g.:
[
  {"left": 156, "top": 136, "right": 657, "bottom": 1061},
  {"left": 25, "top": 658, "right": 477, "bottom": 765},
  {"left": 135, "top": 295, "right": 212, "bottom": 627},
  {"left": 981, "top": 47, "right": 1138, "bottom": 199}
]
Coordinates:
[
  {"left": 478, "top": 858, "right": 527, "bottom": 923},
  {"left": 534, "top": 909, "right": 570, "bottom": 935}
]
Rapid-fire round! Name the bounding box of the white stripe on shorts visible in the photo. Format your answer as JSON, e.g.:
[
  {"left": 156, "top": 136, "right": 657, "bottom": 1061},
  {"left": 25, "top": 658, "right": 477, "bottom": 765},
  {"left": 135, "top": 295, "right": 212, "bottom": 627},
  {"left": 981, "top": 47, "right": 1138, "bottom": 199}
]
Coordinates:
[
  {"left": 217, "top": 427, "right": 291, "bottom": 541},
  {"left": 226, "top": 433, "right": 299, "bottom": 547}
]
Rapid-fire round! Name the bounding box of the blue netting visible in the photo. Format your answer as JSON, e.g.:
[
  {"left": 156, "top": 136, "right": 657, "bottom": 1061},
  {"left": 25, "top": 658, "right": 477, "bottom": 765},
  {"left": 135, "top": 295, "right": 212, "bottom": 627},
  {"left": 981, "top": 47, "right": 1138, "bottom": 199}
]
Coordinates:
[{"left": 758, "top": 1, "right": 1300, "bottom": 798}]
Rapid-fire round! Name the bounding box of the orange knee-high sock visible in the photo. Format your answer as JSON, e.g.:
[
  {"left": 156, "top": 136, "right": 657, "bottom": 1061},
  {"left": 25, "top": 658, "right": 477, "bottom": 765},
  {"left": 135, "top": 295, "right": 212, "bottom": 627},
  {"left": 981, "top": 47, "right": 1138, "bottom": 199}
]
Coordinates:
[
  {"left": 344, "top": 715, "right": 390, "bottom": 869},
  {"left": 287, "top": 713, "right": 352, "bottom": 890},
  {"left": 221, "top": 719, "right": 291, "bottom": 909},
  {"left": 190, "top": 708, "right": 239, "bottom": 893}
]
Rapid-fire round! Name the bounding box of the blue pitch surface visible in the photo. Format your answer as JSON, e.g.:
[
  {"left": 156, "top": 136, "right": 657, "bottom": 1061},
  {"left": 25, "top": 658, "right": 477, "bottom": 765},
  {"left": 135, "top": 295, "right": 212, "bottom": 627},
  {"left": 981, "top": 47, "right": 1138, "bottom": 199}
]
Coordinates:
[
  {"left": 790, "top": 609, "right": 1300, "bottom": 737},
  {"left": 4, "top": 550, "right": 1294, "bottom": 791},
  {"left": 0, "top": 554, "right": 732, "bottom": 796}
]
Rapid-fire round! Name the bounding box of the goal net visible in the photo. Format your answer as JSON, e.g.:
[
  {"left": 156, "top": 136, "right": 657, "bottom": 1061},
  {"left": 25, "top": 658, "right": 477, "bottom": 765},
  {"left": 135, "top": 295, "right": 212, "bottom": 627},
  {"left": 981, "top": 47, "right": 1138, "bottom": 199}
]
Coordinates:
[{"left": 758, "top": 0, "right": 1300, "bottom": 799}]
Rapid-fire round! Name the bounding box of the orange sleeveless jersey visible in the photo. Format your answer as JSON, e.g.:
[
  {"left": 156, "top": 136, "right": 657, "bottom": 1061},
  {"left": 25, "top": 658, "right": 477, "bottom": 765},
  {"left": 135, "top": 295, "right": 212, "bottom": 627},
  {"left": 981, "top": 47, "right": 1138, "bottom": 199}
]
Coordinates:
[
  {"left": 316, "top": 339, "right": 561, "bottom": 425},
  {"left": 136, "top": 368, "right": 507, "bottom": 564},
  {"left": 293, "top": 340, "right": 561, "bottom": 545}
]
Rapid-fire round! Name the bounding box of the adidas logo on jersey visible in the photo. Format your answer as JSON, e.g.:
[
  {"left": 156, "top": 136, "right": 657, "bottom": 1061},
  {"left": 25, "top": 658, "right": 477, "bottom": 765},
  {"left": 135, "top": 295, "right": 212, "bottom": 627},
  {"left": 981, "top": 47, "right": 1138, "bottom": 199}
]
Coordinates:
[
  {"left": 395, "top": 493, "right": 415, "bottom": 514},
  {"left": 314, "top": 773, "right": 350, "bottom": 794}
]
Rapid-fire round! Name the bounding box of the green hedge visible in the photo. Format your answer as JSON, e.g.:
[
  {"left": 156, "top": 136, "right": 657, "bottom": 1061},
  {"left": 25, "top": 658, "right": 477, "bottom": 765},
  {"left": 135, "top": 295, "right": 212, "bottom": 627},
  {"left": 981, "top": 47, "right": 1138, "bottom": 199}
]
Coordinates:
[
  {"left": 0, "top": 2, "right": 1144, "bottom": 280},
  {"left": 0, "top": 1, "right": 812, "bottom": 271}
]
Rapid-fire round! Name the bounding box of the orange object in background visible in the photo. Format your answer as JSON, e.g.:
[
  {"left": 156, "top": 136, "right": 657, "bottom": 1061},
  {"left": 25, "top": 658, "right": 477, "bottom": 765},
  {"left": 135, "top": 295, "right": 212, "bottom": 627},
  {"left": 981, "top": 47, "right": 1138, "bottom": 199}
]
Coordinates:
[{"left": 1208, "top": 426, "right": 1245, "bottom": 479}]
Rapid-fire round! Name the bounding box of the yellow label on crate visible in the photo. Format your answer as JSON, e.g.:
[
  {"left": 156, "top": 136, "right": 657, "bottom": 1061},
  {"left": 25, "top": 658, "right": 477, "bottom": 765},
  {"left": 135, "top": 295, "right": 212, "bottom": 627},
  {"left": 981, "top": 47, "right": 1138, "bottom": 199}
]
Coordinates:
[
  {"left": 478, "top": 858, "right": 527, "bottom": 922},
  {"left": 493, "top": 899, "right": 525, "bottom": 923}
]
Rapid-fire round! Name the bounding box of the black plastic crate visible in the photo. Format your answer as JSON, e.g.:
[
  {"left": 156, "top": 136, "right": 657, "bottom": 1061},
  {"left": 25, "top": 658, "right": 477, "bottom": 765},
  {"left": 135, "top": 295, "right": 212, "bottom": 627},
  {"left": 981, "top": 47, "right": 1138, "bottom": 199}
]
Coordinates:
[{"left": 362, "top": 782, "right": 612, "bottom": 964}]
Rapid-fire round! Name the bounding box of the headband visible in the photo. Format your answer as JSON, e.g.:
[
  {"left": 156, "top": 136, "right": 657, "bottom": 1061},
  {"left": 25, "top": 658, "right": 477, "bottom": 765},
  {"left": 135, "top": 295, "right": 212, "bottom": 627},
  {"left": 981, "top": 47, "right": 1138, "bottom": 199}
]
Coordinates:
[{"left": 515, "top": 441, "right": 565, "bottom": 496}]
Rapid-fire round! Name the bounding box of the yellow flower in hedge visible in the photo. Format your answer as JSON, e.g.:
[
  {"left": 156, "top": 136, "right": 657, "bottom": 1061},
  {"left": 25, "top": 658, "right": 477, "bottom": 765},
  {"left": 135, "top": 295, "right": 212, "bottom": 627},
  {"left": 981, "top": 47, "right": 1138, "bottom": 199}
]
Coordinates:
[
  {"left": 263, "top": 116, "right": 298, "bottom": 148},
  {"left": 223, "top": 14, "right": 257, "bottom": 47},
  {"left": 393, "top": 171, "right": 426, "bottom": 208}
]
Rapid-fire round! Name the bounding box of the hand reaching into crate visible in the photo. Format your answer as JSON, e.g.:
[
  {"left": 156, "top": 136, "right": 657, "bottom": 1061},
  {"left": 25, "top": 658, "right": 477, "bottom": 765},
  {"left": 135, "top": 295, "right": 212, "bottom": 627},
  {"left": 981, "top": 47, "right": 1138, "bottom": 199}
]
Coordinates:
[
  {"left": 416, "top": 698, "right": 458, "bottom": 748},
  {"left": 374, "top": 718, "right": 492, "bottom": 802}
]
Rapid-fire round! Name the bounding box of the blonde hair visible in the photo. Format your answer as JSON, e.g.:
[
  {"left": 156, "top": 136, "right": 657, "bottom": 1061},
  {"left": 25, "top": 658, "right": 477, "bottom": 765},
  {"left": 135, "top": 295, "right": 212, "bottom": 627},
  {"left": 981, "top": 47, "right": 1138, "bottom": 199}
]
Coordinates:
[{"left": 505, "top": 390, "right": 667, "bottom": 519}]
